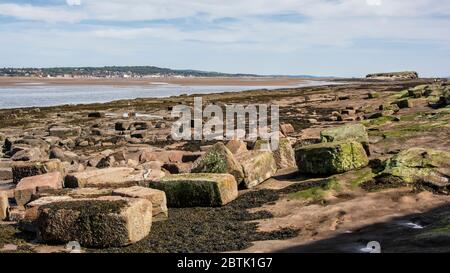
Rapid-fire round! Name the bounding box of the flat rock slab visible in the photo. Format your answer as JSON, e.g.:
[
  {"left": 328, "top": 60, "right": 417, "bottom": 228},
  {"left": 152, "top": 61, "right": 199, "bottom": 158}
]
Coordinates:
[
  {"left": 295, "top": 141, "right": 369, "bottom": 175},
  {"left": 149, "top": 173, "right": 238, "bottom": 207},
  {"left": 37, "top": 196, "right": 152, "bottom": 248},
  {"left": 0, "top": 167, "right": 13, "bottom": 181},
  {"left": 64, "top": 167, "right": 138, "bottom": 188},
  {"left": 14, "top": 172, "right": 63, "bottom": 206},
  {"left": 113, "top": 186, "right": 168, "bottom": 221}
]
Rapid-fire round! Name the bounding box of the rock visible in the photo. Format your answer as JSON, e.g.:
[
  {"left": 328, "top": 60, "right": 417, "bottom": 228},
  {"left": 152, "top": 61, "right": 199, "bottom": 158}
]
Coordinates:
[
  {"left": 96, "top": 156, "right": 116, "bottom": 168},
  {"left": 0, "top": 167, "right": 12, "bottom": 180},
  {"left": 225, "top": 139, "right": 248, "bottom": 155},
  {"left": 254, "top": 138, "right": 296, "bottom": 169},
  {"left": 320, "top": 123, "right": 370, "bottom": 155},
  {"left": 113, "top": 186, "right": 168, "bottom": 221},
  {"left": 162, "top": 162, "right": 192, "bottom": 174},
  {"left": 88, "top": 112, "right": 105, "bottom": 118},
  {"left": 191, "top": 143, "right": 245, "bottom": 184},
  {"left": 49, "top": 147, "right": 79, "bottom": 162},
  {"left": 14, "top": 172, "right": 63, "bottom": 206},
  {"left": 396, "top": 98, "right": 414, "bottom": 109},
  {"left": 379, "top": 103, "right": 400, "bottom": 112},
  {"left": 12, "top": 159, "right": 64, "bottom": 184},
  {"left": 64, "top": 167, "right": 138, "bottom": 188},
  {"left": 115, "top": 121, "right": 131, "bottom": 131},
  {"left": 1, "top": 191, "right": 9, "bottom": 220},
  {"left": 37, "top": 196, "right": 153, "bottom": 247},
  {"left": 235, "top": 151, "right": 277, "bottom": 188},
  {"left": 376, "top": 148, "right": 450, "bottom": 193},
  {"left": 149, "top": 173, "right": 238, "bottom": 207},
  {"left": 368, "top": 92, "right": 380, "bottom": 99},
  {"left": 280, "top": 123, "right": 295, "bottom": 135},
  {"left": 295, "top": 141, "right": 369, "bottom": 175},
  {"left": 366, "top": 71, "right": 419, "bottom": 80},
  {"left": 11, "top": 148, "right": 43, "bottom": 162},
  {"left": 49, "top": 126, "right": 81, "bottom": 138}
]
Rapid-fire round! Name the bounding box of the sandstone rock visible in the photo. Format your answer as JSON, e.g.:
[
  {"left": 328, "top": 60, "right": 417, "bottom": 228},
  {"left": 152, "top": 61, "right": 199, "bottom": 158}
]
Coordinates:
[
  {"left": 191, "top": 143, "right": 244, "bottom": 184},
  {"left": 0, "top": 191, "right": 9, "bottom": 220},
  {"left": 12, "top": 159, "right": 64, "bottom": 184},
  {"left": 14, "top": 172, "right": 63, "bottom": 206},
  {"left": 149, "top": 173, "right": 238, "bottom": 207},
  {"left": 376, "top": 148, "right": 450, "bottom": 193},
  {"left": 295, "top": 141, "right": 369, "bottom": 175},
  {"left": 225, "top": 139, "right": 248, "bottom": 155},
  {"left": 64, "top": 167, "right": 138, "bottom": 188},
  {"left": 37, "top": 196, "right": 153, "bottom": 247},
  {"left": 235, "top": 151, "right": 277, "bottom": 188},
  {"left": 255, "top": 138, "right": 296, "bottom": 169},
  {"left": 368, "top": 92, "right": 380, "bottom": 99},
  {"left": 49, "top": 126, "right": 81, "bottom": 138},
  {"left": 115, "top": 121, "right": 131, "bottom": 131},
  {"left": 280, "top": 123, "right": 295, "bottom": 135},
  {"left": 162, "top": 162, "right": 193, "bottom": 174},
  {"left": 396, "top": 98, "right": 414, "bottom": 108},
  {"left": 88, "top": 112, "right": 105, "bottom": 118},
  {"left": 320, "top": 123, "right": 370, "bottom": 155},
  {"left": 11, "top": 148, "right": 43, "bottom": 162},
  {"left": 49, "top": 147, "right": 79, "bottom": 162},
  {"left": 113, "top": 186, "right": 168, "bottom": 221},
  {"left": 0, "top": 167, "right": 12, "bottom": 180}
]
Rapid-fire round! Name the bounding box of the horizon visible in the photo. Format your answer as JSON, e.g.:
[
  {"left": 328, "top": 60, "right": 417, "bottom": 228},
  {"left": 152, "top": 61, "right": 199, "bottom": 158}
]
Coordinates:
[{"left": 0, "top": 0, "right": 449, "bottom": 77}]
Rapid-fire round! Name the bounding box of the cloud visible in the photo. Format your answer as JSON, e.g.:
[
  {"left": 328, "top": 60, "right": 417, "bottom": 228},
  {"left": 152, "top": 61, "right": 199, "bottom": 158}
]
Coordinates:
[
  {"left": 67, "top": 0, "right": 82, "bottom": 6},
  {"left": 0, "top": 3, "right": 85, "bottom": 23}
]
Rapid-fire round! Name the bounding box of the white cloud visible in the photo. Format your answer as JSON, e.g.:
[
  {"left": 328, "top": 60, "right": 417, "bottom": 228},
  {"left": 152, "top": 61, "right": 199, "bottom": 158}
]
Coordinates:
[
  {"left": 67, "top": 0, "right": 82, "bottom": 6},
  {"left": 0, "top": 3, "right": 85, "bottom": 23}
]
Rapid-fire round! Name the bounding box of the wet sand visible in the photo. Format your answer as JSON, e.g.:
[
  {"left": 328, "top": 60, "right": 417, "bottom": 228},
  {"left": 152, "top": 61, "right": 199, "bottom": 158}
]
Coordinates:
[{"left": 0, "top": 76, "right": 323, "bottom": 87}]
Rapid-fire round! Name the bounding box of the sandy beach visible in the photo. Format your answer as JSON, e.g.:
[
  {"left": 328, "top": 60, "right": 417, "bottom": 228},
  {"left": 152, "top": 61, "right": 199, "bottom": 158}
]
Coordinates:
[{"left": 0, "top": 76, "right": 322, "bottom": 87}]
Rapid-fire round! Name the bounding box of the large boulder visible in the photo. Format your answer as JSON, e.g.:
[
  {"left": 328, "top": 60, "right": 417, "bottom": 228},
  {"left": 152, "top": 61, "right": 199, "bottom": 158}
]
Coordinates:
[
  {"left": 376, "top": 148, "right": 450, "bottom": 192},
  {"left": 36, "top": 196, "right": 153, "bottom": 247},
  {"left": 320, "top": 123, "right": 370, "bottom": 155},
  {"left": 113, "top": 186, "right": 168, "bottom": 221},
  {"left": 235, "top": 151, "right": 278, "bottom": 188},
  {"left": 149, "top": 173, "right": 238, "bottom": 207},
  {"left": 14, "top": 172, "right": 63, "bottom": 206},
  {"left": 12, "top": 159, "right": 64, "bottom": 184},
  {"left": 254, "top": 138, "right": 296, "bottom": 169},
  {"left": 11, "top": 148, "right": 44, "bottom": 162},
  {"left": 295, "top": 141, "right": 369, "bottom": 175},
  {"left": 64, "top": 167, "right": 138, "bottom": 188},
  {"left": 191, "top": 143, "right": 244, "bottom": 184}
]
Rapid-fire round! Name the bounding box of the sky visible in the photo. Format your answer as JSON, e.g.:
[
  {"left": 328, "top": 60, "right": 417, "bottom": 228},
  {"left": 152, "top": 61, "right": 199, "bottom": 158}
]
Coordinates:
[{"left": 0, "top": 0, "right": 449, "bottom": 77}]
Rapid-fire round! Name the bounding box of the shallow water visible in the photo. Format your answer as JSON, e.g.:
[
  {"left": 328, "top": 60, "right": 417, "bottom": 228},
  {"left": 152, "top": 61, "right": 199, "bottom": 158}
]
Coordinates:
[{"left": 0, "top": 80, "right": 340, "bottom": 109}]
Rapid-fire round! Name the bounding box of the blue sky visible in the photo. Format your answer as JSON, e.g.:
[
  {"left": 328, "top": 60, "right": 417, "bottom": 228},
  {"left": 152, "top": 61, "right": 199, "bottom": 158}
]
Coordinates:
[{"left": 0, "top": 0, "right": 449, "bottom": 77}]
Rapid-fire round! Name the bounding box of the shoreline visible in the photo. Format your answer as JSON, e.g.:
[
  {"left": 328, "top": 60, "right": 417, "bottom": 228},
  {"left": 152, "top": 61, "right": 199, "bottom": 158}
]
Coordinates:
[{"left": 0, "top": 76, "right": 329, "bottom": 87}]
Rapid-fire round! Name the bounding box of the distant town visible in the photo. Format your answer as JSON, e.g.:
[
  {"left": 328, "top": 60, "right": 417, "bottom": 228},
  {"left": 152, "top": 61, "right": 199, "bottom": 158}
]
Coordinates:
[{"left": 0, "top": 66, "right": 258, "bottom": 79}]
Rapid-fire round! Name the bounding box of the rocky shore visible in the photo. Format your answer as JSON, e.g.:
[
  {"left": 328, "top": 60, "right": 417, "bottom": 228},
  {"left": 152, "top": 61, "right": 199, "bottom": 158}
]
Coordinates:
[{"left": 1, "top": 77, "right": 450, "bottom": 253}]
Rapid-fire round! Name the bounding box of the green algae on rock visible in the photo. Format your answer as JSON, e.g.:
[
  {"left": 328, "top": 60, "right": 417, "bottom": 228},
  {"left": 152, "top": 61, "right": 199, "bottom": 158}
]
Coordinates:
[
  {"left": 295, "top": 141, "right": 369, "bottom": 175},
  {"left": 190, "top": 143, "right": 244, "bottom": 184},
  {"left": 148, "top": 173, "right": 238, "bottom": 207},
  {"left": 375, "top": 148, "right": 450, "bottom": 193},
  {"left": 320, "top": 123, "right": 370, "bottom": 155},
  {"left": 37, "top": 197, "right": 152, "bottom": 248}
]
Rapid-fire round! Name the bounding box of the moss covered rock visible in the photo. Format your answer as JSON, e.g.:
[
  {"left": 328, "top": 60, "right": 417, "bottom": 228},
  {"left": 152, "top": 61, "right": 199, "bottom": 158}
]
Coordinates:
[
  {"left": 236, "top": 151, "right": 278, "bottom": 188},
  {"left": 295, "top": 141, "right": 369, "bottom": 175},
  {"left": 37, "top": 196, "right": 152, "bottom": 248},
  {"left": 148, "top": 173, "right": 238, "bottom": 207},
  {"left": 254, "top": 138, "right": 296, "bottom": 169},
  {"left": 376, "top": 148, "right": 450, "bottom": 192},
  {"left": 320, "top": 123, "right": 370, "bottom": 155},
  {"left": 191, "top": 143, "right": 244, "bottom": 183}
]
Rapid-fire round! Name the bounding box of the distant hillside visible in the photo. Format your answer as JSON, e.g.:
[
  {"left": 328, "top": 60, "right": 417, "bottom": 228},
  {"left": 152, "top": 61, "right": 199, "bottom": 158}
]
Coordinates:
[{"left": 0, "top": 66, "right": 259, "bottom": 78}]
